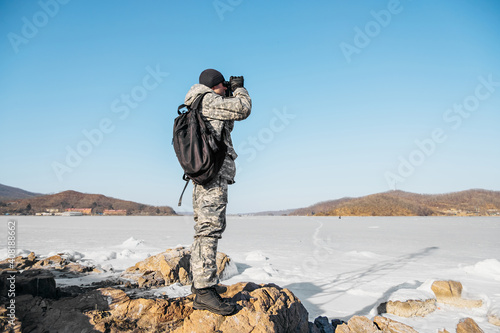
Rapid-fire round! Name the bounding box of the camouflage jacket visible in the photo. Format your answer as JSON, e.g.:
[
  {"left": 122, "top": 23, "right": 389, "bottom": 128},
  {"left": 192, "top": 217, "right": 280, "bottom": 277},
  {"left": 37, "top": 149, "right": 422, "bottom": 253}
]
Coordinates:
[{"left": 184, "top": 84, "right": 252, "bottom": 183}]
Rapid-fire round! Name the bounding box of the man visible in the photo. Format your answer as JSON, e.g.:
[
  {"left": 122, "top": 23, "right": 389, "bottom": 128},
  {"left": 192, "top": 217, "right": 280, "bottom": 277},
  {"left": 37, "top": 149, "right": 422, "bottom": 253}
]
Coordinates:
[{"left": 184, "top": 69, "right": 251, "bottom": 315}]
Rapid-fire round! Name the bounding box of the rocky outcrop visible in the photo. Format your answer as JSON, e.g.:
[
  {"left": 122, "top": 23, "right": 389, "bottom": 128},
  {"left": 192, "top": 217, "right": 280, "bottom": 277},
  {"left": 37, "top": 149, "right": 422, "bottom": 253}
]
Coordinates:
[
  {"left": 377, "top": 280, "right": 484, "bottom": 319},
  {"left": 312, "top": 316, "right": 336, "bottom": 332},
  {"left": 335, "top": 316, "right": 382, "bottom": 332},
  {"left": 309, "top": 315, "right": 420, "bottom": 333},
  {"left": 489, "top": 313, "right": 500, "bottom": 326},
  {"left": 377, "top": 298, "right": 437, "bottom": 317},
  {"left": 87, "top": 287, "right": 193, "bottom": 332},
  {"left": 431, "top": 280, "right": 483, "bottom": 308},
  {"left": 456, "top": 317, "right": 484, "bottom": 333},
  {"left": 0, "top": 269, "right": 57, "bottom": 299},
  {"left": 373, "top": 316, "right": 419, "bottom": 333},
  {"left": 170, "top": 282, "right": 309, "bottom": 333},
  {"left": 0, "top": 251, "right": 101, "bottom": 276},
  {"left": 21, "top": 282, "right": 308, "bottom": 332},
  {"left": 312, "top": 314, "right": 486, "bottom": 333},
  {"left": 3, "top": 281, "right": 310, "bottom": 333},
  {"left": 1, "top": 252, "right": 493, "bottom": 333},
  {"left": 0, "top": 253, "right": 34, "bottom": 272},
  {"left": 121, "top": 247, "right": 234, "bottom": 288},
  {"left": 431, "top": 280, "right": 462, "bottom": 298},
  {"left": 4, "top": 289, "right": 110, "bottom": 333}
]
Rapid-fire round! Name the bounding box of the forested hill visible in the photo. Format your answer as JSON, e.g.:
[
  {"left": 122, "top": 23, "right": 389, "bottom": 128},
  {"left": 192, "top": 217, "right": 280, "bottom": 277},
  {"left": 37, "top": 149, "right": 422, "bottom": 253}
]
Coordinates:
[
  {"left": 289, "top": 189, "right": 500, "bottom": 216},
  {"left": 0, "top": 183, "right": 43, "bottom": 200},
  {"left": 0, "top": 190, "right": 176, "bottom": 216}
]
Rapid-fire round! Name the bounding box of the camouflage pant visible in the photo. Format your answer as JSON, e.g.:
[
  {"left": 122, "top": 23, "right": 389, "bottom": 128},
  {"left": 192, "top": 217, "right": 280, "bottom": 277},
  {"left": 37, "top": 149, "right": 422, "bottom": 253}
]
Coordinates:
[{"left": 190, "top": 177, "right": 228, "bottom": 289}]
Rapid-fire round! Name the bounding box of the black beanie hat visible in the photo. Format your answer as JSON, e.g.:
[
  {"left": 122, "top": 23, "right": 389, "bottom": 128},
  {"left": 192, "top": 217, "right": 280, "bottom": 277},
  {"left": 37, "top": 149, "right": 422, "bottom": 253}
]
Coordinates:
[{"left": 199, "top": 69, "right": 225, "bottom": 88}]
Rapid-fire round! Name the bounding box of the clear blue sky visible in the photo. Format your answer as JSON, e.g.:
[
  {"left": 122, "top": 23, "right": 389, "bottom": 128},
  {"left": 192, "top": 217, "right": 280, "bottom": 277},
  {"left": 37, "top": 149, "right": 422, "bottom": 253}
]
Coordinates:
[{"left": 1, "top": 0, "right": 499, "bottom": 214}]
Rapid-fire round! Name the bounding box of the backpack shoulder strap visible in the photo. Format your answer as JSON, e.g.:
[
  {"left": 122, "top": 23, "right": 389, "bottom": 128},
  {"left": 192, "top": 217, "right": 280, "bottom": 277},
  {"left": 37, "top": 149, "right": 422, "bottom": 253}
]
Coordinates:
[
  {"left": 177, "top": 104, "right": 187, "bottom": 115},
  {"left": 191, "top": 91, "right": 210, "bottom": 111},
  {"left": 178, "top": 177, "right": 190, "bottom": 206},
  {"left": 177, "top": 91, "right": 210, "bottom": 115}
]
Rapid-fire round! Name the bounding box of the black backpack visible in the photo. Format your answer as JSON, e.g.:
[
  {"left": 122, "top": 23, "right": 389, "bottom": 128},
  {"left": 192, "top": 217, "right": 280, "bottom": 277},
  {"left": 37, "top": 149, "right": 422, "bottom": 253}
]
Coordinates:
[{"left": 173, "top": 92, "right": 227, "bottom": 206}]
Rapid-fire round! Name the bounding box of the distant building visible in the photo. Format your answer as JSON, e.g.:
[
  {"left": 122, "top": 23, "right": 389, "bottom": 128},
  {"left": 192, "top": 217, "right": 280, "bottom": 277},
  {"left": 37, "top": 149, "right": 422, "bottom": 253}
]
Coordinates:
[
  {"left": 61, "top": 211, "right": 83, "bottom": 216},
  {"left": 103, "top": 209, "right": 127, "bottom": 216},
  {"left": 65, "top": 208, "right": 91, "bottom": 215}
]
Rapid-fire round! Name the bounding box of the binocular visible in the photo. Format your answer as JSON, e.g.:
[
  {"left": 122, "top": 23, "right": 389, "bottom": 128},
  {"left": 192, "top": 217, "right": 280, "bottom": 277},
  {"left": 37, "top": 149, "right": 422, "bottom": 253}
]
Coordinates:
[{"left": 223, "top": 76, "right": 244, "bottom": 97}]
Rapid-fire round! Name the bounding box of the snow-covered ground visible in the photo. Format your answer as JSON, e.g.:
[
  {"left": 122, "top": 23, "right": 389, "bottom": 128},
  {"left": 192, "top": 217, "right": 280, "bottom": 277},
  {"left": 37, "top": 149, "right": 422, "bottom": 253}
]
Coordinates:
[{"left": 1, "top": 216, "right": 499, "bottom": 332}]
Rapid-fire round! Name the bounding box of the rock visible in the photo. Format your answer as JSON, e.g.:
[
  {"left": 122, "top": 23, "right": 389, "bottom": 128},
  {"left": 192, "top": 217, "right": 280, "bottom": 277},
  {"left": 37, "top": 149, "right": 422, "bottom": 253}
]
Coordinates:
[
  {"left": 27, "top": 252, "right": 36, "bottom": 262},
  {"left": 437, "top": 330, "right": 450, "bottom": 333},
  {"left": 15, "top": 270, "right": 57, "bottom": 299},
  {"left": 32, "top": 254, "right": 67, "bottom": 269},
  {"left": 87, "top": 287, "right": 193, "bottom": 332},
  {"left": 66, "top": 261, "right": 102, "bottom": 274},
  {"left": 335, "top": 316, "right": 382, "bottom": 333},
  {"left": 138, "top": 270, "right": 166, "bottom": 288},
  {"left": 84, "top": 282, "right": 311, "bottom": 332},
  {"left": 0, "top": 304, "right": 22, "bottom": 333},
  {"left": 431, "top": 280, "right": 463, "bottom": 298},
  {"left": 121, "top": 247, "right": 192, "bottom": 287},
  {"left": 309, "top": 322, "right": 322, "bottom": 333},
  {"left": 431, "top": 280, "right": 483, "bottom": 308},
  {"left": 443, "top": 297, "right": 483, "bottom": 308},
  {"left": 313, "top": 316, "right": 334, "bottom": 333},
  {"left": 173, "top": 282, "right": 310, "bottom": 333},
  {"left": 15, "top": 290, "right": 109, "bottom": 332},
  {"left": 373, "top": 316, "right": 419, "bottom": 333},
  {"left": 0, "top": 251, "right": 100, "bottom": 277},
  {"left": 456, "top": 317, "right": 484, "bottom": 333},
  {"left": 121, "top": 247, "right": 233, "bottom": 288},
  {"left": 216, "top": 252, "right": 234, "bottom": 279},
  {"left": 378, "top": 299, "right": 436, "bottom": 317},
  {"left": 331, "top": 319, "right": 347, "bottom": 330},
  {"left": 0, "top": 269, "right": 57, "bottom": 299},
  {"left": 0, "top": 252, "right": 36, "bottom": 272},
  {"left": 488, "top": 313, "right": 500, "bottom": 326},
  {"left": 3, "top": 278, "right": 428, "bottom": 333}
]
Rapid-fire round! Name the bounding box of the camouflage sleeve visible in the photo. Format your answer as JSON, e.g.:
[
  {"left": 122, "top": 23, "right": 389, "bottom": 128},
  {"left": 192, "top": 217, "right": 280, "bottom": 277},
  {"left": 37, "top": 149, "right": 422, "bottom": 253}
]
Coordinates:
[{"left": 201, "top": 87, "right": 252, "bottom": 121}]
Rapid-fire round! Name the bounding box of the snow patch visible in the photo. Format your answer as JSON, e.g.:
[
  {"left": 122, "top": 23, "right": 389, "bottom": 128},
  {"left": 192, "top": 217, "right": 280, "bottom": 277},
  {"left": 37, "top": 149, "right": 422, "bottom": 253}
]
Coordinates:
[
  {"left": 242, "top": 263, "right": 280, "bottom": 280},
  {"left": 346, "top": 288, "right": 383, "bottom": 298},
  {"left": 118, "top": 249, "right": 134, "bottom": 259},
  {"left": 16, "top": 249, "right": 33, "bottom": 257},
  {"left": 221, "top": 259, "right": 239, "bottom": 281},
  {"left": 387, "top": 288, "right": 435, "bottom": 302},
  {"left": 463, "top": 259, "right": 500, "bottom": 281},
  {"left": 489, "top": 305, "right": 500, "bottom": 322},
  {"left": 88, "top": 251, "right": 117, "bottom": 262},
  {"left": 385, "top": 280, "right": 435, "bottom": 302},
  {"left": 99, "top": 263, "right": 115, "bottom": 272},
  {"left": 416, "top": 279, "right": 435, "bottom": 294},
  {"left": 245, "top": 251, "right": 268, "bottom": 261},
  {"left": 3, "top": 216, "right": 500, "bottom": 333},
  {"left": 132, "top": 283, "right": 191, "bottom": 299},
  {"left": 60, "top": 250, "right": 85, "bottom": 261},
  {"left": 44, "top": 250, "right": 84, "bottom": 261},
  {"left": 120, "top": 237, "right": 145, "bottom": 249},
  {"left": 345, "top": 250, "right": 381, "bottom": 259}
]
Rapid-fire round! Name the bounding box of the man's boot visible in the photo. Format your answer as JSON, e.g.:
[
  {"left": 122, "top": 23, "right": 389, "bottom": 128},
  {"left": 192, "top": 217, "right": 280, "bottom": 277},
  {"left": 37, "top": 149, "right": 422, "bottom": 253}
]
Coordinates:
[
  {"left": 191, "top": 284, "right": 227, "bottom": 295},
  {"left": 193, "top": 286, "right": 236, "bottom": 316}
]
